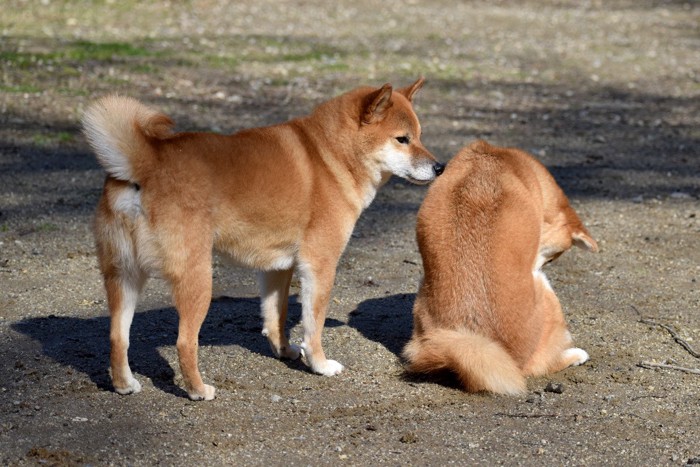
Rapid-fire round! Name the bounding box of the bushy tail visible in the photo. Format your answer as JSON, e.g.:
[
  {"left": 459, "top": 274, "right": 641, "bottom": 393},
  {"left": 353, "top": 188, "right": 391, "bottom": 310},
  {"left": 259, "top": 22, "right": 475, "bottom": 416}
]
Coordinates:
[
  {"left": 82, "top": 95, "right": 174, "bottom": 182},
  {"left": 403, "top": 329, "right": 526, "bottom": 395}
]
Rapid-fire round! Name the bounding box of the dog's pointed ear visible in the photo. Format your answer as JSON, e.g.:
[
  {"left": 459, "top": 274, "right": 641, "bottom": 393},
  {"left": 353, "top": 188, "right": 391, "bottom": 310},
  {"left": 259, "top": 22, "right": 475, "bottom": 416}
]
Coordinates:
[
  {"left": 572, "top": 229, "right": 598, "bottom": 252},
  {"left": 362, "top": 84, "right": 393, "bottom": 125},
  {"left": 398, "top": 77, "right": 425, "bottom": 102},
  {"left": 564, "top": 205, "right": 598, "bottom": 252}
]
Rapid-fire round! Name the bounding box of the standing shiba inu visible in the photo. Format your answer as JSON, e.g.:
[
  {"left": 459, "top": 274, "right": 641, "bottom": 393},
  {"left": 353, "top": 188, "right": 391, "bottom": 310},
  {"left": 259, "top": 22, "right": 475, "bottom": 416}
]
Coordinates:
[
  {"left": 82, "top": 78, "right": 443, "bottom": 400},
  {"left": 403, "top": 140, "right": 597, "bottom": 395}
]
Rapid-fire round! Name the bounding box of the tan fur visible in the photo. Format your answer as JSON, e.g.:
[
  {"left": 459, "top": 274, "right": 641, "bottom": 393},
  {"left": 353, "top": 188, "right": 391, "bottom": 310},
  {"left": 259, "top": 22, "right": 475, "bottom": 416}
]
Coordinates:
[
  {"left": 403, "top": 140, "right": 598, "bottom": 395},
  {"left": 83, "top": 79, "right": 442, "bottom": 400}
]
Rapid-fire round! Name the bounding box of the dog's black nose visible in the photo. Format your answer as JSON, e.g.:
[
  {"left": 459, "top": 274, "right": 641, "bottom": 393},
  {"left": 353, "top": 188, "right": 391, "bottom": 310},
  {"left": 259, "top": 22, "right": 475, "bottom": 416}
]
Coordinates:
[{"left": 433, "top": 162, "right": 445, "bottom": 176}]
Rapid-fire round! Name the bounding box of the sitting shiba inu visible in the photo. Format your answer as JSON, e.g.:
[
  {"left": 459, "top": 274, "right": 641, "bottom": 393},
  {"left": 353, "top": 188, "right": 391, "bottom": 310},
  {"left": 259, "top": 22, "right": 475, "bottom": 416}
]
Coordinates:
[
  {"left": 82, "top": 78, "right": 444, "bottom": 400},
  {"left": 403, "top": 140, "right": 597, "bottom": 395}
]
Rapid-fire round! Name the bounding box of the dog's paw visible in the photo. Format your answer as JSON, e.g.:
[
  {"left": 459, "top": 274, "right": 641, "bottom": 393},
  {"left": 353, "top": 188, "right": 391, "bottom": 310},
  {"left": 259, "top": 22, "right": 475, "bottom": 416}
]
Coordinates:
[
  {"left": 114, "top": 376, "right": 142, "bottom": 395},
  {"left": 563, "top": 348, "right": 589, "bottom": 366},
  {"left": 313, "top": 359, "right": 344, "bottom": 376},
  {"left": 281, "top": 344, "right": 301, "bottom": 360},
  {"left": 268, "top": 342, "right": 302, "bottom": 360},
  {"left": 188, "top": 384, "right": 216, "bottom": 401}
]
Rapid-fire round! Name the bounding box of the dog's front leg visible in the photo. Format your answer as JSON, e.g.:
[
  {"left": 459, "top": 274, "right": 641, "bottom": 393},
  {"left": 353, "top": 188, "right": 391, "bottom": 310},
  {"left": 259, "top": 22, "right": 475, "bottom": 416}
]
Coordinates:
[
  {"left": 297, "top": 261, "right": 344, "bottom": 376},
  {"left": 259, "top": 268, "right": 301, "bottom": 360}
]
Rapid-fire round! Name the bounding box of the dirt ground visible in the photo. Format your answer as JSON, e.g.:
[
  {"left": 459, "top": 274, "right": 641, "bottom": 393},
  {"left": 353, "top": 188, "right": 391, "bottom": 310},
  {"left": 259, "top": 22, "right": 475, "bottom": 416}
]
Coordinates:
[{"left": 1, "top": 1, "right": 699, "bottom": 465}]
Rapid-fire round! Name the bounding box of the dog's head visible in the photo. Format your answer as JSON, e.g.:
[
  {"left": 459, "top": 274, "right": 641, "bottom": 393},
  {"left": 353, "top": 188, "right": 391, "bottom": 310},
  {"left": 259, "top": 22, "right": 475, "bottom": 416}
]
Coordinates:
[{"left": 358, "top": 78, "right": 443, "bottom": 184}]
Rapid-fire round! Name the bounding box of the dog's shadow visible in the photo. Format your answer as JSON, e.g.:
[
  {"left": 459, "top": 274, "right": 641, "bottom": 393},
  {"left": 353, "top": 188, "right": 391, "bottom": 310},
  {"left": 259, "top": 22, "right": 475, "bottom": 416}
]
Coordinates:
[
  {"left": 348, "top": 293, "right": 465, "bottom": 390},
  {"left": 12, "top": 295, "right": 344, "bottom": 398},
  {"left": 347, "top": 293, "right": 416, "bottom": 357}
]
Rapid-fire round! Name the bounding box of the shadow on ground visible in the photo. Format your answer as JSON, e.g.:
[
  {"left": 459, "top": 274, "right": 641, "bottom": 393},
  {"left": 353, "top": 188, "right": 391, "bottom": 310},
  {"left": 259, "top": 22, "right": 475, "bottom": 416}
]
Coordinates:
[
  {"left": 348, "top": 293, "right": 415, "bottom": 357},
  {"left": 348, "top": 293, "right": 466, "bottom": 389},
  {"left": 11, "top": 296, "right": 344, "bottom": 398}
]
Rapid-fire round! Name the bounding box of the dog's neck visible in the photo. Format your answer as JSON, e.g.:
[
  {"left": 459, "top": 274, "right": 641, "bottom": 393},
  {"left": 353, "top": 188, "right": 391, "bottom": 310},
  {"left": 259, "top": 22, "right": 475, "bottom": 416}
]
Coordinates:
[{"left": 293, "top": 110, "right": 386, "bottom": 214}]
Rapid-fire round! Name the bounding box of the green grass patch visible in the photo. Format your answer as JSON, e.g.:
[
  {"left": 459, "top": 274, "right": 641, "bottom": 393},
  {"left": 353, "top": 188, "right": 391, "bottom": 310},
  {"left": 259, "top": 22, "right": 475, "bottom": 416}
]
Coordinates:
[
  {"left": 0, "top": 40, "right": 154, "bottom": 69},
  {"left": 37, "top": 223, "right": 59, "bottom": 232},
  {"left": 130, "top": 63, "right": 158, "bottom": 73},
  {"left": 0, "top": 83, "right": 42, "bottom": 93},
  {"left": 57, "top": 132, "right": 74, "bottom": 143},
  {"left": 0, "top": 50, "right": 44, "bottom": 69},
  {"left": 319, "top": 62, "right": 349, "bottom": 72},
  {"left": 31, "top": 132, "right": 75, "bottom": 147},
  {"left": 32, "top": 134, "right": 53, "bottom": 147},
  {"left": 280, "top": 51, "right": 333, "bottom": 62},
  {"left": 205, "top": 55, "right": 239, "bottom": 69},
  {"left": 63, "top": 40, "right": 151, "bottom": 61},
  {"left": 57, "top": 87, "right": 89, "bottom": 97}
]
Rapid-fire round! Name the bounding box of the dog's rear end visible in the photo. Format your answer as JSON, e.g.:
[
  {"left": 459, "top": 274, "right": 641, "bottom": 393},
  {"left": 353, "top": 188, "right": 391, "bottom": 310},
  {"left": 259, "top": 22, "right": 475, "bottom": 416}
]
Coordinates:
[
  {"left": 86, "top": 98, "right": 180, "bottom": 396},
  {"left": 404, "top": 140, "right": 597, "bottom": 394}
]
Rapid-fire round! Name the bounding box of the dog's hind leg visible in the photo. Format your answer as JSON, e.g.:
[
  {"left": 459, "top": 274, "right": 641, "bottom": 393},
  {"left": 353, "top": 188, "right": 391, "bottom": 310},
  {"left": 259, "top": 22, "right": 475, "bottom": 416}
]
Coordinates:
[
  {"left": 260, "top": 268, "right": 301, "bottom": 360},
  {"left": 523, "top": 272, "right": 588, "bottom": 376},
  {"left": 172, "top": 256, "right": 216, "bottom": 401},
  {"left": 105, "top": 271, "right": 145, "bottom": 395},
  {"left": 558, "top": 346, "right": 589, "bottom": 369},
  {"left": 95, "top": 181, "right": 147, "bottom": 395}
]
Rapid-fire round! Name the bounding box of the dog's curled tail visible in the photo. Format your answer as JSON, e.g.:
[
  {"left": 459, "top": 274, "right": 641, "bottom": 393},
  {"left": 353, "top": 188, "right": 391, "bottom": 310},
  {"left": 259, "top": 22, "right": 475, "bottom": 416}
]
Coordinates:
[
  {"left": 82, "top": 95, "right": 174, "bottom": 182},
  {"left": 403, "top": 329, "right": 526, "bottom": 395}
]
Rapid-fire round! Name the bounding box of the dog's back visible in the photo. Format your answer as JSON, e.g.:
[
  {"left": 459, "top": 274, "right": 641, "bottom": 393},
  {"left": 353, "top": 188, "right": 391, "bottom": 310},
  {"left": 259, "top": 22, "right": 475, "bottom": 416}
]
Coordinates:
[{"left": 404, "top": 140, "right": 597, "bottom": 394}]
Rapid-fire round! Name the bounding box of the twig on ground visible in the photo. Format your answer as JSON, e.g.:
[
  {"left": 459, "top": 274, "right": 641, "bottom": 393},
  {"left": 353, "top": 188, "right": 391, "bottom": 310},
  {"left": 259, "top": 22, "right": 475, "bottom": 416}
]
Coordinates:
[
  {"left": 494, "top": 413, "right": 559, "bottom": 418},
  {"left": 630, "top": 394, "right": 667, "bottom": 401},
  {"left": 629, "top": 304, "right": 643, "bottom": 318},
  {"left": 639, "top": 319, "right": 700, "bottom": 359},
  {"left": 638, "top": 361, "right": 700, "bottom": 375},
  {"left": 631, "top": 305, "right": 700, "bottom": 359}
]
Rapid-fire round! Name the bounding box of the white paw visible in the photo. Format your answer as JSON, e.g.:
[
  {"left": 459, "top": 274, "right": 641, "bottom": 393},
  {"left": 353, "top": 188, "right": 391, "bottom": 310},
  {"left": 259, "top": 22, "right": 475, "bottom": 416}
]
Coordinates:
[
  {"left": 269, "top": 342, "right": 301, "bottom": 360},
  {"left": 563, "top": 347, "right": 589, "bottom": 366},
  {"left": 313, "top": 359, "right": 344, "bottom": 376},
  {"left": 188, "top": 384, "right": 216, "bottom": 401},
  {"left": 283, "top": 344, "right": 302, "bottom": 360},
  {"left": 114, "top": 376, "right": 141, "bottom": 395}
]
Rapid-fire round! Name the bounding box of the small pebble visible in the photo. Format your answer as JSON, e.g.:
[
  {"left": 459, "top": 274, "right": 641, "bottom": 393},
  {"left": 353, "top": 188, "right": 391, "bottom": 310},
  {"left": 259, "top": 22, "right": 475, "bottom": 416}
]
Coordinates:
[
  {"left": 670, "top": 191, "right": 692, "bottom": 199},
  {"left": 544, "top": 382, "right": 564, "bottom": 394}
]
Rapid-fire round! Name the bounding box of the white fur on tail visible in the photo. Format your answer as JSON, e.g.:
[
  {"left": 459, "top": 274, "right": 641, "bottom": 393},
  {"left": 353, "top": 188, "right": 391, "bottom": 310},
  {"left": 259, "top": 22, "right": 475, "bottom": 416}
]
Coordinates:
[
  {"left": 82, "top": 95, "right": 172, "bottom": 182},
  {"left": 403, "top": 329, "right": 526, "bottom": 395}
]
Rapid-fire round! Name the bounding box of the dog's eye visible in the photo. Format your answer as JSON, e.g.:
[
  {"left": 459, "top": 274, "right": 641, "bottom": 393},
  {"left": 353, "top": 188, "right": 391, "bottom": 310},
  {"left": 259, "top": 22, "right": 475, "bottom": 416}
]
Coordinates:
[{"left": 396, "top": 136, "right": 410, "bottom": 145}]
